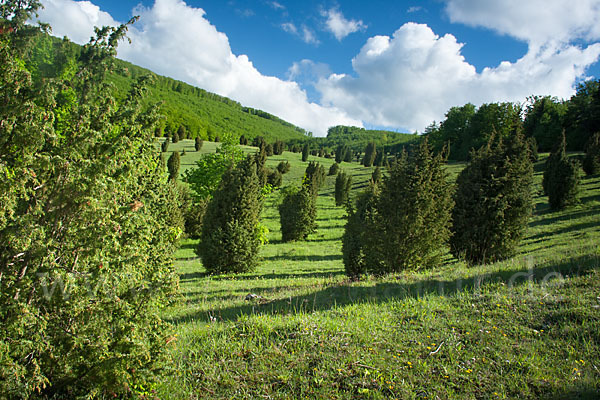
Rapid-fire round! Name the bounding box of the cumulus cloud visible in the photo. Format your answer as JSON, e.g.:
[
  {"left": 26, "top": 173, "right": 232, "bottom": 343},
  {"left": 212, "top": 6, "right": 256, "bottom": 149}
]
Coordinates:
[
  {"left": 445, "top": 0, "right": 600, "bottom": 48},
  {"left": 38, "top": 0, "right": 118, "bottom": 43},
  {"left": 282, "top": 22, "right": 319, "bottom": 45},
  {"left": 37, "top": 0, "right": 360, "bottom": 136},
  {"left": 322, "top": 8, "right": 367, "bottom": 41},
  {"left": 318, "top": 23, "right": 600, "bottom": 131}
]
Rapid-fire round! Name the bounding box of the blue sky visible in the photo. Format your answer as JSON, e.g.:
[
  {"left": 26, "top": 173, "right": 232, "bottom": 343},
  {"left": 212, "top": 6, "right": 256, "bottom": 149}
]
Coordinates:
[{"left": 37, "top": 0, "right": 600, "bottom": 136}]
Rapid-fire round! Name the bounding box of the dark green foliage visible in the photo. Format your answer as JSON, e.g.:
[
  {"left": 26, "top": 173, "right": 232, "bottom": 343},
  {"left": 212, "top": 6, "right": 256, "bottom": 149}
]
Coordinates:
[
  {"left": 252, "top": 136, "right": 265, "bottom": 148},
  {"left": 195, "top": 136, "right": 203, "bottom": 151},
  {"left": 273, "top": 140, "right": 285, "bottom": 155},
  {"left": 328, "top": 162, "right": 340, "bottom": 176},
  {"left": 371, "top": 166, "right": 382, "bottom": 184},
  {"left": 342, "top": 186, "right": 379, "bottom": 278},
  {"left": 197, "top": 155, "right": 265, "bottom": 274},
  {"left": 374, "top": 150, "right": 385, "bottom": 167},
  {"left": 239, "top": 134, "right": 248, "bottom": 145},
  {"left": 161, "top": 138, "right": 170, "bottom": 152},
  {"left": 177, "top": 124, "right": 186, "bottom": 139},
  {"left": 177, "top": 184, "right": 206, "bottom": 239},
  {"left": 326, "top": 125, "right": 416, "bottom": 154},
  {"left": 255, "top": 142, "right": 268, "bottom": 187},
  {"left": 363, "top": 142, "right": 376, "bottom": 167},
  {"left": 335, "top": 144, "right": 349, "bottom": 163},
  {"left": 304, "top": 161, "right": 326, "bottom": 192},
  {"left": 265, "top": 143, "right": 274, "bottom": 156},
  {"left": 526, "top": 136, "right": 538, "bottom": 162},
  {"left": 302, "top": 143, "right": 309, "bottom": 162},
  {"left": 172, "top": 130, "right": 180, "bottom": 143},
  {"left": 277, "top": 160, "right": 291, "bottom": 174},
  {"left": 564, "top": 79, "right": 600, "bottom": 150},
  {"left": 335, "top": 171, "right": 352, "bottom": 207},
  {"left": 267, "top": 169, "right": 283, "bottom": 187},
  {"left": 426, "top": 102, "right": 522, "bottom": 160},
  {"left": 0, "top": 10, "right": 179, "bottom": 397},
  {"left": 342, "top": 140, "right": 454, "bottom": 276},
  {"left": 373, "top": 140, "right": 454, "bottom": 272},
  {"left": 543, "top": 133, "right": 581, "bottom": 210},
  {"left": 214, "top": 135, "right": 220, "bottom": 143},
  {"left": 167, "top": 150, "right": 181, "bottom": 182},
  {"left": 523, "top": 96, "right": 566, "bottom": 152},
  {"left": 450, "top": 132, "right": 534, "bottom": 265},
  {"left": 344, "top": 149, "right": 353, "bottom": 163},
  {"left": 583, "top": 132, "right": 600, "bottom": 175},
  {"left": 279, "top": 185, "right": 316, "bottom": 242}
]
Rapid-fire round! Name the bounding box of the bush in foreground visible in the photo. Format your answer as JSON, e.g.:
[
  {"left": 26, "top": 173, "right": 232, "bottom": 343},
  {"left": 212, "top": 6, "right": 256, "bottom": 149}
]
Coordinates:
[
  {"left": 0, "top": 10, "right": 179, "bottom": 397},
  {"left": 583, "top": 132, "right": 600, "bottom": 176}
]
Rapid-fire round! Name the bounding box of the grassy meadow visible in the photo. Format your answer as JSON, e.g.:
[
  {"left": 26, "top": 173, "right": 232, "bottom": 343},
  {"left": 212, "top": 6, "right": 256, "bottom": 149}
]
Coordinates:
[{"left": 155, "top": 139, "right": 600, "bottom": 399}]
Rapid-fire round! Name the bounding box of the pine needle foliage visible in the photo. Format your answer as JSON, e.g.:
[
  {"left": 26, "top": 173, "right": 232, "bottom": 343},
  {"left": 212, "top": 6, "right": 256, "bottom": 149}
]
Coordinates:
[
  {"left": 542, "top": 132, "right": 581, "bottom": 210},
  {"left": 342, "top": 139, "right": 454, "bottom": 276},
  {"left": 582, "top": 132, "right": 600, "bottom": 176},
  {"left": 451, "top": 131, "right": 534, "bottom": 264},
  {"left": 197, "top": 154, "right": 265, "bottom": 274},
  {"left": 167, "top": 150, "right": 180, "bottom": 182},
  {"left": 0, "top": 6, "right": 180, "bottom": 397},
  {"left": 335, "top": 171, "right": 352, "bottom": 207},
  {"left": 342, "top": 185, "right": 379, "bottom": 278}
]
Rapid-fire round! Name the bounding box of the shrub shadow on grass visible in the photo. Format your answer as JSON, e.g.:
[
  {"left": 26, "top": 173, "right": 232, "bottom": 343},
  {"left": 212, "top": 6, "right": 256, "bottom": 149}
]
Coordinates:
[
  {"left": 528, "top": 205, "right": 600, "bottom": 229},
  {"left": 262, "top": 254, "right": 342, "bottom": 262},
  {"left": 170, "top": 254, "right": 599, "bottom": 324},
  {"left": 542, "top": 386, "right": 600, "bottom": 400},
  {"left": 526, "top": 220, "right": 600, "bottom": 242},
  {"left": 180, "top": 269, "right": 345, "bottom": 283}
]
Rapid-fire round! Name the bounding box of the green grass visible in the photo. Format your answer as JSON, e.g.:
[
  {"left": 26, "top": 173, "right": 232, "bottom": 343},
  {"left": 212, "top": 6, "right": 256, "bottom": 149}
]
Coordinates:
[{"left": 156, "top": 147, "right": 600, "bottom": 399}]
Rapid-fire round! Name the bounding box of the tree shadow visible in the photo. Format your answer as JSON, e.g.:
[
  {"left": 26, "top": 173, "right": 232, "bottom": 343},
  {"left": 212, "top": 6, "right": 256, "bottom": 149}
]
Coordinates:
[
  {"left": 169, "top": 254, "right": 599, "bottom": 324},
  {"left": 541, "top": 386, "right": 600, "bottom": 400},
  {"left": 527, "top": 220, "right": 600, "bottom": 242},
  {"left": 528, "top": 206, "right": 600, "bottom": 229},
  {"left": 262, "top": 254, "right": 342, "bottom": 262}
]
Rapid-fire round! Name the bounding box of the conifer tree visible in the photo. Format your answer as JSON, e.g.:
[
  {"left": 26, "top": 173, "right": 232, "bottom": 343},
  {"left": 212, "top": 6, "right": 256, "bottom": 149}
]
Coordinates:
[
  {"left": 371, "top": 166, "right": 382, "bottom": 184},
  {"left": 279, "top": 184, "right": 316, "bottom": 242},
  {"left": 167, "top": 150, "right": 180, "bottom": 182},
  {"left": 335, "top": 171, "right": 352, "bottom": 206},
  {"left": 172, "top": 130, "right": 179, "bottom": 143},
  {"left": 328, "top": 162, "right": 340, "bottom": 176},
  {"left": 583, "top": 132, "right": 600, "bottom": 175},
  {"left": 374, "top": 140, "right": 454, "bottom": 272},
  {"left": 0, "top": 10, "right": 179, "bottom": 396},
  {"left": 451, "top": 132, "right": 534, "bottom": 264},
  {"left": 267, "top": 169, "right": 283, "bottom": 187},
  {"left": 342, "top": 185, "right": 379, "bottom": 278},
  {"left": 195, "top": 136, "right": 203, "bottom": 151},
  {"left": 277, "top": 160, "right": 291, "bottom": 174},
  {"left": 363, "top": 142, "right": 376, "bottom": 167},
  {"left": 197, "top": 155, "right": 264, "bottom": 273},
  {"left": 161, "top": 137, "right": 170, "bottom": 152},
  {"left": 543, "top": 132, "right": 581, "bottom": 209},
  {"left": 302, "top": 143, "right": 309, "bottom": 162}
]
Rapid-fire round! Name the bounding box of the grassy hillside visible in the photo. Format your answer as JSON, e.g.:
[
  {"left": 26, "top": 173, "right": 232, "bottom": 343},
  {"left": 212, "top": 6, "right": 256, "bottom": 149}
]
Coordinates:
[
  {"left": 154, "top": 143, "right": 600, "bottom": 399},
  {"left": 25, "top": 33, "right": 308, "bottom": 142}
]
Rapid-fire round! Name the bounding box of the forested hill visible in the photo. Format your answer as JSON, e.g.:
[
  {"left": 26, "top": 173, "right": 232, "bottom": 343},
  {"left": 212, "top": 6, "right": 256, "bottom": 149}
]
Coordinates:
[{"left": 25, "top": 33, "right": 309, "bottom": 142}]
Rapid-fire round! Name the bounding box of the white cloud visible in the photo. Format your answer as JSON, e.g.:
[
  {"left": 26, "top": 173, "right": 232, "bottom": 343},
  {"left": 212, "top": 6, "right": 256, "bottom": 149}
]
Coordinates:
[
  {"left": 38, "top": 0, "right": 118, "bottom": 43},
  {"left": 444, "top": 0, "right": 600, "bottom": 48},
  {"left": 270, "top": 1, "right": 285, "bottom": 11},
  {"left": 322, "top": 8, "right": 367, "bottom": 41},
  {"left": 282, "top": 22, "right": 319, "bottom": 45},
  {"left": 37, "top": 0, "right": 360, "bottom": 136},
  {"left": 407, "top": 6, "right": 423, "bottom": 13},
  {"left": 318, "top": 22, "right": 600, "bottom": 131},
  {"left": 281, "top": 22, "right": 298, "bottom": 35}
]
